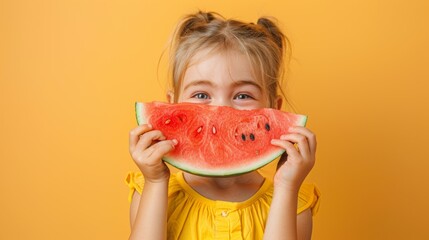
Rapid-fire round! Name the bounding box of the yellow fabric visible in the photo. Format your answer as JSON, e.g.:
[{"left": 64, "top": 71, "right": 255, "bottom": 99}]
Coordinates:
[{"left": 125, "top": 171, "right": 321, "bottom": 239}]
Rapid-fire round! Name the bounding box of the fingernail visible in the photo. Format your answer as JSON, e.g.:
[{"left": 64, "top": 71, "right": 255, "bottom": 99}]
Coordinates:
[{"left": 172, "top": 139, "right": 178, "bottom": 145}]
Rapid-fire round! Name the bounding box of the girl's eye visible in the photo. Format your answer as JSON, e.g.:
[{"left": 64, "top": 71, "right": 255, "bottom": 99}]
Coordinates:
[
  {"left": 234, "top": 93, "right": 253, "bottom": 100},
  {"left": 193, "top": 93, "right": 209, "bottom": 99}
]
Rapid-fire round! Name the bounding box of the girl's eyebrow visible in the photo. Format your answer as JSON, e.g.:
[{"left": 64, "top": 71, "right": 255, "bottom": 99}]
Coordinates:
[
  {"left": 183, "top": 80, "right": 214, "bottom": 92},
  {"left": 231, "top": 80, "right": 262, "bottom": 91}
]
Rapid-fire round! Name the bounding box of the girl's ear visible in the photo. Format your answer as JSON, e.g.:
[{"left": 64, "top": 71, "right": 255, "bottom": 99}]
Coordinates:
[
  {"left": 275, "top": 95, "right": 283, "bottom": 110},
  {"left": 166, "top": 90, "right": 175, "bottom": 103}
]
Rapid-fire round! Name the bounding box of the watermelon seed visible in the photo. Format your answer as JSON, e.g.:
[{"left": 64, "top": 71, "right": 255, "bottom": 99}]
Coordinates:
[
  {"left": 197, "top": 126, "right": 203, "bottom": 133},
  {"left": 265, "top": 123, "right": 271, "bottom": 131},
  {"left": 249, "top": 133, "right": 255, "bottom": 141},
  {"left": 212, "top": 126, "right": 216, "bottom": 134},
  {"left": 241, "top": 134, "right": 246, "bottom": 141},
  {"left": 255, "top": 150, "right": 259, "bottom": 155},
  {"left": 165, "top": 119, "right": 171, "bottom": 125}
]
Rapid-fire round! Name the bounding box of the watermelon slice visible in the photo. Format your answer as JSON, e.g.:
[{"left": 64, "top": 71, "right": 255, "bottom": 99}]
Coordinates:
[{"left": 135, "top": 102, "right": 307, "bottom": 177}]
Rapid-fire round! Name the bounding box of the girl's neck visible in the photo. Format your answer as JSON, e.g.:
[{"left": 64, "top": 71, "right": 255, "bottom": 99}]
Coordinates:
[{"left": 182, "top": 171, "right": 265, "bottom": 202}]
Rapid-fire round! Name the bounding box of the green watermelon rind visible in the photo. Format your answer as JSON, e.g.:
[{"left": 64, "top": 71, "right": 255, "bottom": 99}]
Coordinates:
[
  {"left": 135, "top": 102, "right": 145, "bottom": 125},
  {"left": 300, "top": 115, "right": 308, "bottom": 127},
  {"left": 134, "top": 102, "right": 308, "bottom": 177},
  {"left": 162, "top": 149, "right": 286, "bottom": 177}
]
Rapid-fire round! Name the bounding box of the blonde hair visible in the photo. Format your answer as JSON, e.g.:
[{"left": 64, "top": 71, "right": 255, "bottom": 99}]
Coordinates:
[{"left": 168, "top": 11, "right": 291, "bottom": 108}]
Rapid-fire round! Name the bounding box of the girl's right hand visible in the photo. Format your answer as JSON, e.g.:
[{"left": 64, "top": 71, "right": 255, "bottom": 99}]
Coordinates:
[{"left": 129, "top": 124, "right": 177, "bottom": 183}]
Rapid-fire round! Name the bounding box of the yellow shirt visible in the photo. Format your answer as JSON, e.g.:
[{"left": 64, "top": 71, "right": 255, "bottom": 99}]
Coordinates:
[{"left": 125, "top": 171, "right": 321, "bottom": 240}]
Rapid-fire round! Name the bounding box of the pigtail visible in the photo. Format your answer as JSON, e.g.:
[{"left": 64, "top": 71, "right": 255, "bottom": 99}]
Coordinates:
[
  {"left": 177, "top": 11, "right": 220, "bottom": 38},
  {"left": 257, "top": 17, "right": 293, "bottom": 111},
  {"left": 256, "top": 17, "right": 289, "bottom": 58}
]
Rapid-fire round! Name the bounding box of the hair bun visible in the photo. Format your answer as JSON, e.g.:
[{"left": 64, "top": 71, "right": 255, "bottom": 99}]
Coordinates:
[
  {"left": 195, "top": 11, "right": 216, "bottom": 23},
  {"left": 179, "top": 11, "right": 218, "bottom": 37},
  {"left": 257, "top": 17, "right": 284, "bottom": 51}
]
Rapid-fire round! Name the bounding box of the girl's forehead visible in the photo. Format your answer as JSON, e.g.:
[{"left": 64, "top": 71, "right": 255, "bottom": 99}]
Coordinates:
[
  {"left": 183, "top": 48, "right": 257, "bottom": 80},
  {"left": 185, "top": 48, "right": 258, "bottom": 81},
  {"left": 187, "top": 47, "right": 238, "bottom": 66}
]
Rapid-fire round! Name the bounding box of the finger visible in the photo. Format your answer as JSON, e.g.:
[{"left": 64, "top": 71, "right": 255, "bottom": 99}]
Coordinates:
[
  {"left": 134, "top": 130, "right": 167, "bottom": 154},
  {"left": 271, "top": 139, "right": 301, "bottom": 161},
  {"left": 279, "top": 133, "right": 311, "bottom": 160},
  {"left": 144, "top": 140, "right": 178, "bottom": 164},
  {"left": 129, "top": 124, "right": 153, "bottom": 153},
  {"left": 288, "top": 126, "right": 317, "bottom": 156}
]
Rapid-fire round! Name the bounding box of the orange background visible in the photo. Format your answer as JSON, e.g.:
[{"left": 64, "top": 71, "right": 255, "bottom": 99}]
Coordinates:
[{"left": 1, "top": 0, "right": 428, "bottom": 239}]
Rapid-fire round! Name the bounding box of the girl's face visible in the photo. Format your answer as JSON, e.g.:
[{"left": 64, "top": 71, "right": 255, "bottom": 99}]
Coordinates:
[{"left": 176, "top": 50, "right": 270, "bottom": 110}]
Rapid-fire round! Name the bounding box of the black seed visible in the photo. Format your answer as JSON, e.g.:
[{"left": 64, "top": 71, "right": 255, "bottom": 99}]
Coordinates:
[
  {"left": 265, "top": 123, "right": 271, "bottom": 131},
  {"left": 249, "top": 133, "right": 255, "bottom": 141},
  {"left": 241, "top": 134, "right": 246, "bottom": 141}
]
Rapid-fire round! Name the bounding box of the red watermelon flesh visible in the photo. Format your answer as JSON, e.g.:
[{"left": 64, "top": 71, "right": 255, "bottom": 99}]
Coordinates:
[{"left": 135, "top": 102, "right": 307, "bottom": 177}]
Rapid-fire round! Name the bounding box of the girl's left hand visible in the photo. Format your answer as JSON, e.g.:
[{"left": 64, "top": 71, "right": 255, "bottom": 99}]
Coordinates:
[{"left": 270, "top": 126, "right": 317, "bottom": 192}]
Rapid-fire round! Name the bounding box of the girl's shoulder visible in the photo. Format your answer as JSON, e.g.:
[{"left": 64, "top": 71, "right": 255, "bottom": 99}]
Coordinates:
[{"left": 125, "top": 171, "right": 182, "bottom": 203}]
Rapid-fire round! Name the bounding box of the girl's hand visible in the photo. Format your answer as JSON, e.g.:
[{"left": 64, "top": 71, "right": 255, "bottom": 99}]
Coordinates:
[
  {"left": 129, "top": 124, "right": 177, "bottom": 183},
  {"left": 271, "top": 126, "right": 317, "bottom": 192}
]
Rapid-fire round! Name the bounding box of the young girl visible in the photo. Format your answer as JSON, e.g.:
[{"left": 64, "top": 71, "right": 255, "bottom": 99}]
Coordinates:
[{"left": 126, "top": 11, "right": 320, "bottom": 240}]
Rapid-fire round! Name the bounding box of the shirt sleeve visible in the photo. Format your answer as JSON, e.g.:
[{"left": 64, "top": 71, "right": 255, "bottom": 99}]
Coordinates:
[
  {"left": 297, "top": 183, "right": 321, "bottom": 216},
  {"left": 125, "top": 171, "right": 145, "bottom": 203}
]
